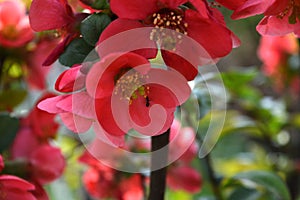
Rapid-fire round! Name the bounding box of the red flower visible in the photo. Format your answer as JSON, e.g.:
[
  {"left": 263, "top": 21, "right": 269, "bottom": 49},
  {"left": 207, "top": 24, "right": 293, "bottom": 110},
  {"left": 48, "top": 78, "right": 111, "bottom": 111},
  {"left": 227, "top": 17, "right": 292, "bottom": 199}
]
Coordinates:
[
  {"left": 258, "top": 34, "right": 300, "bottom": 93},
  {"left": 98, "top": 0, "right": 239, "bottom": 81},
  {"left": 21, "top": 93, "right": 59, "bottom": 140},
  {"left": 0, "top": 155, "right": 3, "bottom": 172},
  {"left": 0, "top": 0, "right": 34, "bottom": 47},
  {"left": 0, "top": 175, "right": 37, "bottom": 200},
  {"left": 86, "top": 52, "right": 191, "bottom": 136},
  {"left": 29, "top": 145, "right": 65, "bottom": 185},
  {"left": 79, "top": 151, "right": 143, "bottom": 200},
  {"left": 228, "top": 0, "right": 300, "bottom": 36},
  {"left": 167, "top": 166, "right": 202, "bottom": 193},
  {"left": 29, "top": 0, "right": 88, "bottom": 65}
]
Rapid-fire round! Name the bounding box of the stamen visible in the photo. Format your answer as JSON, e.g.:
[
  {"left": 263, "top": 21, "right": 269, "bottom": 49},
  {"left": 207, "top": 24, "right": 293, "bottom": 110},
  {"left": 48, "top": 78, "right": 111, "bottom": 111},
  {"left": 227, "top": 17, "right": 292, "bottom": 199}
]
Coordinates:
[{"left": 114, "top": 70, "right": 149, "bottom": 104}]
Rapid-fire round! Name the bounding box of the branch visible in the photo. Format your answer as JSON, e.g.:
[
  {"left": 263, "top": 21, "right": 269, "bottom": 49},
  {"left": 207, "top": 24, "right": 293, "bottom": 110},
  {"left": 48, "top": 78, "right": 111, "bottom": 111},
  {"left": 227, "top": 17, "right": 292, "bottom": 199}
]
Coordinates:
[{"left": 148, "top": 129, "right": 170, "bottom": 200}]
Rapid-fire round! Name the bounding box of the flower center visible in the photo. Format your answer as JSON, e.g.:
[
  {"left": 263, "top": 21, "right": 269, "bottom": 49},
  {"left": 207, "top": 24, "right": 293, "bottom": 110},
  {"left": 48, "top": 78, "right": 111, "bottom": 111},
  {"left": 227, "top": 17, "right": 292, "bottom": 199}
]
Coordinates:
[
  {"left": 151, "top": 8, "right": 188, "bottom": 34},
  {"left": 1, "top": 25, "right": 19, "bottom": 40},
  {"left": 146, "top": 8, "right": 188, "bottom": 50},
  {"left": 114, "top": 69, "right": 149, "bottom": 104},
  {"left": 278, "top": 0, "right": 300, "bottom": 24}
]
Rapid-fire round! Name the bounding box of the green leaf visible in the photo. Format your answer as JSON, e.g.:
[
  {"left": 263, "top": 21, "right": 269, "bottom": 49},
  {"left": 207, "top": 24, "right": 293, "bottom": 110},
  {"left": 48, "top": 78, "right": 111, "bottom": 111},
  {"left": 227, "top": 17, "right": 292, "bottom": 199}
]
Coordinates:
[
  {"left": 59, "top": 38, "right": 98, "bottom": 67},
  {"left": 81, "top": 13, "right": 111, "bottom": 46},
  {"left": 0, "top": 113, "right": 19, "bottom": 152},
  {"left": 231, "top": 170, "right": 291, "bottom": 200},
  {"left": 228, "top": 187, "right": 262, "bottom": 200}
]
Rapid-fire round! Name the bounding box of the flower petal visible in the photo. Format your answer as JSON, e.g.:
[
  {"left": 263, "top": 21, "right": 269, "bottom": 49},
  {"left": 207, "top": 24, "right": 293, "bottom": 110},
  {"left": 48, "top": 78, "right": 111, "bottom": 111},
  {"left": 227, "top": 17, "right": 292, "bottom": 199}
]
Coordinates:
[
  {"left": 56, "top": 92, "right": 96, "bottom": 119},
  {"left": 185, "top": 10, "right": 233, "bottom": 58},
  {"left": 59, "top": 112, "right": 93, "bottom": 133},
  {"left": 257, "top": 16, "right": 296, "bottom": 36},
  {"left": 86, "top": 52, "right": 150, "bottom": 99},
  {"left": 55, "top": 65, "right": 86, "bottom": 92},
  {"left": 29, "top": 0, "right": 74, "bottom": 31},
  {"left": 159, "top": 0, "right": 188, "bottom": 9},
  {"left": 95, "top": 97, "right": 130, "bottom": 136},
  {"left": 98, "top": 18, "right": 157, "bottom": 59},
  {"left": 162, "top": 50, "right": 198, "bottom": 81},
  {"left": 110, "top": 0, "right": 158, "bottom": 20},
  {"left": 167, "top": 166, "right": 202, "bottom": 193},
  {"left": 231, "top": 0, "right": 269, "bottom": 20},
  {"left": 37, "top": 95, "right": 66, "bottom": 114}
]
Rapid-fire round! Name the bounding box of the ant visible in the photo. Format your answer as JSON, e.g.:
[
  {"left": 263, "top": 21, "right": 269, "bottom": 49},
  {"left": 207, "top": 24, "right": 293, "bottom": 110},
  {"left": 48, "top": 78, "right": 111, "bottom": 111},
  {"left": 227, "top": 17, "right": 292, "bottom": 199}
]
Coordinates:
[{"left": 146, "top": 96, "right": 150, "bottom": 107}]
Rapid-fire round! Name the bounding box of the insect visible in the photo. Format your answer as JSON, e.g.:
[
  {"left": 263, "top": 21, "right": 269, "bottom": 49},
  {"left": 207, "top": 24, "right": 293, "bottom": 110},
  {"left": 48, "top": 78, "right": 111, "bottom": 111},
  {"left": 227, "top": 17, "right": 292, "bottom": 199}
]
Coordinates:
[{"left": 146, "top": 96, "right": 150, "bottom": 107}]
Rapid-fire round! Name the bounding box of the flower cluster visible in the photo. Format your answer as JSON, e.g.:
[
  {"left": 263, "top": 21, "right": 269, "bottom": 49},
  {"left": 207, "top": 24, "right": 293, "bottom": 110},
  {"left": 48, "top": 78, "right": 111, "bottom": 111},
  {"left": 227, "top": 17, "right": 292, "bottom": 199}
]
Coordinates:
[{"left": 79, "top": 120, "right": 201, "bottom": 199}]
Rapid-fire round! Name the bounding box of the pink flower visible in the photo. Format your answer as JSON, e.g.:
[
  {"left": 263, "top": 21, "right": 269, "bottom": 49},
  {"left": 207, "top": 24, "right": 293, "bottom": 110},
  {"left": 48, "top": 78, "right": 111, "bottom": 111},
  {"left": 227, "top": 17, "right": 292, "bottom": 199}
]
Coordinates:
[
  {"left": 0, "top": 0, "right": 34, "bottom": 47},
  {"left": 99, "top": 0, "right": 239, "bottom": 81},
  {"left": 227, "top": 0, "right": 300, "bottom": 36},
  {"left": 0, "top": 175, "right": 37, "bottom": 200},
  {"left": 29, "top": 0, "right": 88, "bottom": 65}
]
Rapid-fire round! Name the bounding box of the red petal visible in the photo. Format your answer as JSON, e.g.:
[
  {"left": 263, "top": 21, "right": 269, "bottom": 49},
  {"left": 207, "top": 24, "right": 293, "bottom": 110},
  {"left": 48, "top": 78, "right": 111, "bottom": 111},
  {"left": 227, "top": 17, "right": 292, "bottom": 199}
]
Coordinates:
[
  {"left": 0, "top": 175, "right": 35, "bottom": 191},
  {"left": 30, "top": 145, "right": 65, "bottom": 184},
  {"left": 231, "top": 0, "right": 269, "bottom": 20},
  {"left": 215, "top": 0, "right": 247, "bottom": 10},
  {"left": 95, "top": 97, "right": 130, "bottom": 136},
  {"left": 167, "top": 166, "right": 202, "bottom": 193},
  {"left": 98, "top": 18, "right": 157, "bottom": 59},
  {"left": 110, "top": 0, "right": 158, "bottom": 20},
  {"left": 159, "top": 0, "right": 187, "bottom": 9},
  {"left": 185, "top": 10, "right": 233, "bottom": 58},
  {"left": 162, "top": 50, "right": 198, "bottom": 81},
  {"left": 86, "top": 52, "right": 150, "bottom": 99},
  {"left": 0, "top": 155, "right": 3, "bottom": 172},
  {"left": 42, "top": 33, "right": 76, "bottom": 66},
  {"left": 29, "top": 0, "right": 74, "bottom": 31},
  {"left": 264, "top": 0, "right": 289, "bottom": 16},
  {"left": 55, "top": 65, "right": 86, "bottom": 92}
]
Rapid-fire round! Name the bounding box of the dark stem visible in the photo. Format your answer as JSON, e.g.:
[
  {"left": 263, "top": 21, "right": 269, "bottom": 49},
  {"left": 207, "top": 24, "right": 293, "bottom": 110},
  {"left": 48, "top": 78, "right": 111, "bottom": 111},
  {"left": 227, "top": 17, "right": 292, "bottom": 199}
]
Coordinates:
[{"left": 148, "top": 129, "right": 170, "bottom": 200}]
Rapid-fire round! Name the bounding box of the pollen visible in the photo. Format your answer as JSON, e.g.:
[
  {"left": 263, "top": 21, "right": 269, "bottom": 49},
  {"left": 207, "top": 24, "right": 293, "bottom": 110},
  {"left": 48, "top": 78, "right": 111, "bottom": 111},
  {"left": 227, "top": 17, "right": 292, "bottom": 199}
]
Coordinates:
[
  {"left": 149, "top": 8, "right": 188, "bottom": 50},
  {"left": 150, "top": 8, "right": 188, "bottom": 35},
  {"left": 114, "top": 70, "right": 149, "bottom": 104}
]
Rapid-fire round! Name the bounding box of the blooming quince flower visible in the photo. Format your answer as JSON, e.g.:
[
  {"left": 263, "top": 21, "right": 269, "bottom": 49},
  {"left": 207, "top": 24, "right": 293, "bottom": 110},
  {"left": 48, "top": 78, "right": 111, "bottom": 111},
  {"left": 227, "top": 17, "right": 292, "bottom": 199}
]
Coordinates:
[
  {"left": 258, "top": 34, "right": 300, "bottom": 93},
  {"left": 0, "top": 0, "right": 34, "bottom": 47},
  {"left": 79, "top": 151, "right": 143, "bottom": 200},
  {"left": 29, "top": 0, "right": 88, "bottom": 65},
  {"left": 98, "top": 0, "right": 239, "bottom": 80},
  {"left": 20, "top": 93, "right": 59, "bottom": 140},
  {"left": 86, "top": 52, "right": 191, "bottom": 136},
  {"left": 0, "top": 175, "right": 37, "bottom": 200},
  {"left": 0, "top": 155, "right": 37, "bottom": 200},
  {"left": 226, "top": 0, "right": 300, "bottom": 36},
  {"left": 167, "top": 165, "right": 202, "bottom": 193}
]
